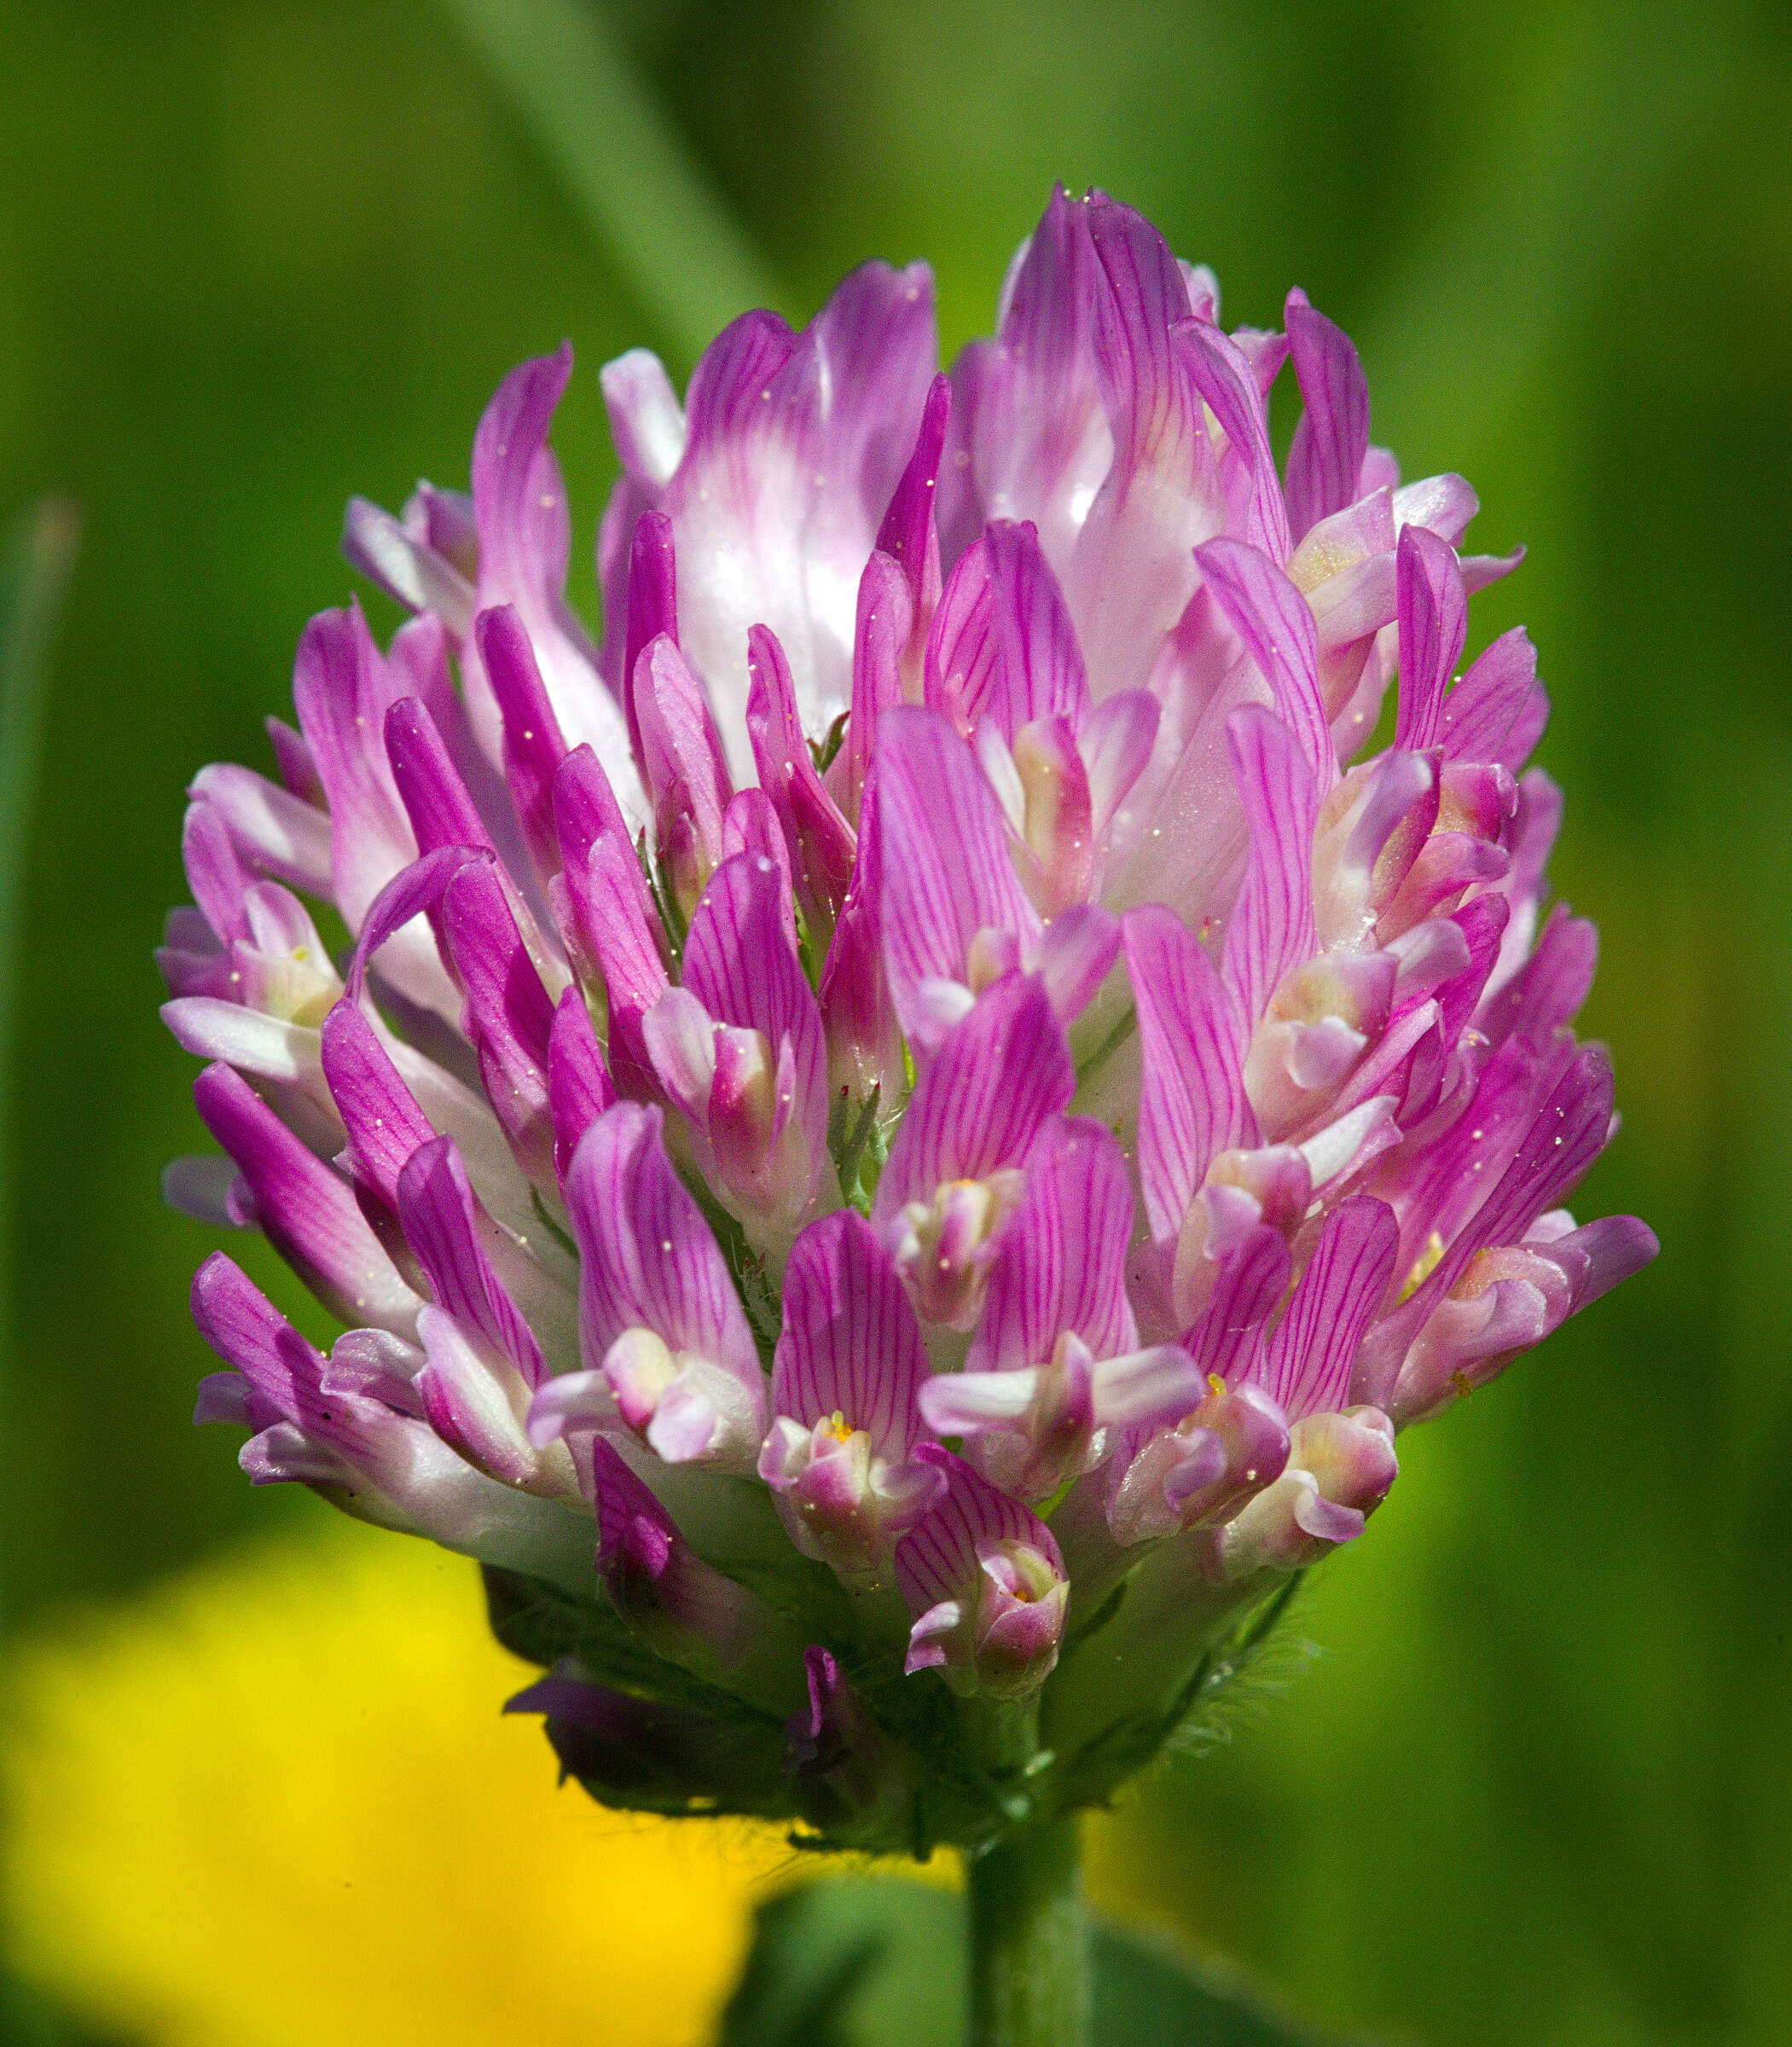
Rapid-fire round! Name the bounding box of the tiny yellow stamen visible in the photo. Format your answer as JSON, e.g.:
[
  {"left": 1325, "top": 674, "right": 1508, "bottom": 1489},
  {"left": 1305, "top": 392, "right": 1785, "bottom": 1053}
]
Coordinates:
[{"left": 1398, "top": 1230, "right": 1448, "bottom": 1303}]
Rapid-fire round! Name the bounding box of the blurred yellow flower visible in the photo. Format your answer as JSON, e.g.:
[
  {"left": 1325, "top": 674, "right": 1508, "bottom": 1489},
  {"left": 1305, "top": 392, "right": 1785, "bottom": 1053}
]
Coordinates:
[{"left": 1, "top": 1514, "right": 904, "bottom": 2047}]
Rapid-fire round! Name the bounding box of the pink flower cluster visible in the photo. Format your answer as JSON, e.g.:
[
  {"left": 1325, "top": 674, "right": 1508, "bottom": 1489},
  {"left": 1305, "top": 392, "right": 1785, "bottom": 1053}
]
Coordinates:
[{"left": 164, "top": 189, "right": 1652, "bottom": 1828}]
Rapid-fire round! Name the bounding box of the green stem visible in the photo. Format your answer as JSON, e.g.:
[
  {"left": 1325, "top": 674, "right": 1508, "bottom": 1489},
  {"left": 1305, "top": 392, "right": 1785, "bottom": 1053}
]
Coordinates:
[{"left": 966, "top": 1815, "right": 1087, "bottom": 2047}]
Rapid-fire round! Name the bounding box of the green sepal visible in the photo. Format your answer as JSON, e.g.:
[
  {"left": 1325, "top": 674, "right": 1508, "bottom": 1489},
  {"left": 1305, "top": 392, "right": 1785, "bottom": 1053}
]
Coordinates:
[
  {"left": 828, "top": 1085, "right": 886, "bottom": 1215},
  {"left": 483, "top": 1564, "right": 804, "bottom": 1822},
  {"left": 551, "top": 1694, "right": 793, "bottom": 1822},
  {"left": 483, "top": 1563, "right": 755, "bottom": 1719},
  {"left": 1047, "top": 1573, "right": 1310, "bottom": 1812},
  {"left": 681, "top": 1172, "right": 784, "bottom": 1367}
]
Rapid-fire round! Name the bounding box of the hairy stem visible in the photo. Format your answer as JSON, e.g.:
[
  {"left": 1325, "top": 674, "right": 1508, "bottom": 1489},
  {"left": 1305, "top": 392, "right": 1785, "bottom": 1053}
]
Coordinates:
[{"left": 966, "top": 1814, "right": 1087, "bottom": 2047}]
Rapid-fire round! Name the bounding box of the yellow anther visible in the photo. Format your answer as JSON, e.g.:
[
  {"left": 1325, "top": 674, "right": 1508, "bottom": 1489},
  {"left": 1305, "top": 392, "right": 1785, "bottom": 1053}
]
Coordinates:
[{"left": 1397, "top": 1230, "right": 1448, "bottom": 1303}]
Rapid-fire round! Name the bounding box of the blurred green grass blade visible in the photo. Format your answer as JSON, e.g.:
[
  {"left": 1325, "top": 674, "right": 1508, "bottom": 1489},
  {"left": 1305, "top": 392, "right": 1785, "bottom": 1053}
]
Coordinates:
[
  {"left": 438, "top": 0, "right": 789, "bottom": 362},
  {"left": 0, "top": 499, "right": 91, "bottom": 2046},
  {"left": 0, "top": 496, "right": 79, "bottom": 1183},
  {"left": 0, "top": 494, "right": 80, "bottom": 1628}
]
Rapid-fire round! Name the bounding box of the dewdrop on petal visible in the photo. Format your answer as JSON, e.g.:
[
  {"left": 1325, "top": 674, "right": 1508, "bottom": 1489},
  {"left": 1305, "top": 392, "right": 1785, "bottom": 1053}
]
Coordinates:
[{"left": 165, "top": 186, "right": 1656, "bottom": 1850}]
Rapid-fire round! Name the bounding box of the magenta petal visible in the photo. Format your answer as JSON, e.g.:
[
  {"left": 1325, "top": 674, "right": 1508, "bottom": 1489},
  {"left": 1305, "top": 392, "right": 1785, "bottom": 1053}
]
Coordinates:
[
  {"left": 1080, "top": 688, "right": 1159, "bottom": 832},
  {"left": 321, "top": 1000, "right": 434, "bottom": 1215},
  {"left": 942, "top": 187, "right": 1105, "bottom": 571},
  {"left": 634, "top": 633, "right": 733, "bottom": 881},
  {"left": 1480, "top": 903, "right": 1598, "bottom": 1051},
  {"left": 1430, "top": 894, "right": 1511, "bottom": 1048},
  {"left": 1221, "top": 705, "right": 1319, "bottom": 1024},
  {"left": 1461, "top": 1047, "right": 1619, "bottom": 1257},
  {"left": 873, "top": 975, "right": 1074, "bottom": 1226},
  {"left": 1256, "top": 1196, "right": 1398, "bottom": 1420},
  {"left": 292, "top": 603, "right": 419, "bottom": 929},
  {"left": 622, "top": 509, "right": 680, "bottom": 765},
  {"left": 639, "top": 265, "right": 937, "bottom": 760},
  {"left": 641, "top": 985, "right": 716, "bottom": 1124},
  {"left": 343, "top": 844, "right": 490, "bottom": 1005},
  {"left": 985, "top": 519, "right": 1091, "bottom": 739},
  {"left": 1284, "top": 291, "right": 1371, "bottom": 544},
  {"left": 924, "top": 536, "right": 1000, "bottom": 736},
  {"left": 468, "top": 345, "right": 631, "bottom": 780},
  {"left": 180, "top": 799, "right": 251, "bottom": 944},
  {"left": 786, "top": 1645, "right": 912, "bottom": 1836},
  {"left": 1067, "top": 198, "right": 1213, "bottom": 698},
  {"left": 841, "top": 553, "right": 911, "bottom": 821},
  {"left": 190, "top": 1250, "right": 328, "bottom": 1434},
  {"left": 477, "top": 605, "right": 569, "bottom": 879},
  {"left": 552, "top": 745, "right": 668, "bottom": 1092},
  {"left": 1188, "top": 1225, "right": 1293, "bottom": 1381},
  {"left": 1439, "top": 625, "right": 1546, "bottom": 768},
  {"left": 383, "top": 696, "right": 496, "bottom": 862},
  {"left": 1085, "top": 196, "right": 1197, "bottom": 484},
  {"left": 193, "top": 1063, "right": 420, "bottom": 1334},
  {"left": 817, "top": 768, "right": 904, "bottom": 1105},
  {"left": 1177, "top": 319, "right": 1291, "bottom": 564},
  {"left": 414, "top": 1305, "right": 537, "bottom": 1487},
  {"left": 1032, "top": 903, "right": 1119, "bottom": 1028},
  {"left": 1393, "top": 472, "right": 1478, "bottom": 547},
  {"left": 550, "top": 738, "right": 630, "bottom": 867},
  {"left": 589, "top": 1438, "right": 757, "bottom": 1667},
  {"left": 566, "top": 1102, "right": 763, "bottom": 1399},
  {"left": 1363, "top": 1047, "right": 1618, "bottom": 1404},
  {"left": 970, "top": 1117, "right": 1137, "bottom": 1371},
  {"left": 186, "top": 764, "right": 332, "bottom": 901},
  {"left": 1122, "top": 905, "right": 1254, "bottom": 1244},
  {"left": 894, "top": 1447, "right": 1067, "bottom": 1696},
  {"left": 894, "top": 1445, "right": 1064, "bottom": 1613},
  {"left": 1393, "top": 525, "right": 1469, "bottom": 753},
  {"left": 773, "top": 1209, "right": 932, "bottom": 1457},
  {"left": 681, "top": 851, "right": 830, "bottom": 1209},
  {"left": 1550, "top": 1213, "right": 1659, "bottom": 1308},
  {"left": 603, "top": 351, "right": 687, "bottom": 490},
  {"left": 876, "top": 372, "right": 949, "bottom": 618},
  {"left": 548, "top": 986, "right": 616, "bottom": 1187},
  {"left": 876, "top": 706, "right": 1041, "bottom": 1040},
  {"left": 745, "top": 624, "right": 857, "bottom": 937},
  {"left": 1196, "top": 538, "right": 1334, "bottom": 788},
  {"left": 397, "top": 1135, "right": 545, "bottom": 1388},
  {"left": 341, "top": 496, "right": 475, "bottom": 635},
  {"left": 441, "top": 859, "right": 557, "bottom": 1178}
]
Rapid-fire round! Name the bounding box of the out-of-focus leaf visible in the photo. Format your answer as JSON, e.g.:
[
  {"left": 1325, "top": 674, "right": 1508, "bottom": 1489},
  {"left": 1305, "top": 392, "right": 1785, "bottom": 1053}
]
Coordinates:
[
  {"left": 718, "top": 1876, "right": 1370, "bottom": 2046},
  {"left": 437, "top": 0, "right": 788, "bottom": 362},
  {"left": 1091, "top": 1928, "right": 1379, "bottom": 2047},
  {"left": 717, "top": 1880, "right": 961, "bottom": 2047}
]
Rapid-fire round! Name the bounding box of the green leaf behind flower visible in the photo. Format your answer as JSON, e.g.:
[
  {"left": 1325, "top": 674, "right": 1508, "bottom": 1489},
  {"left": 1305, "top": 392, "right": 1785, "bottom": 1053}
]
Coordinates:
[{"left": 718, "top": 1876, "right": 1377, "bottom": 2046}]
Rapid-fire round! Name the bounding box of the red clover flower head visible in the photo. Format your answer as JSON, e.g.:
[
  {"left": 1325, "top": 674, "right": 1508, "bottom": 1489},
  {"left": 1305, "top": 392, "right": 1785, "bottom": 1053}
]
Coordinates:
[{"left": 163, "top": 188, "right": 1656, "bottom": 1847}]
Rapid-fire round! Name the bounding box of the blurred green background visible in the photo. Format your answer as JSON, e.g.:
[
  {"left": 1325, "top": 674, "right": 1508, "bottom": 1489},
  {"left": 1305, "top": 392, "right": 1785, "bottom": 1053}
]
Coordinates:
[{"left": 1, "top": 0, "right": 1787, "bottom": 2041}]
